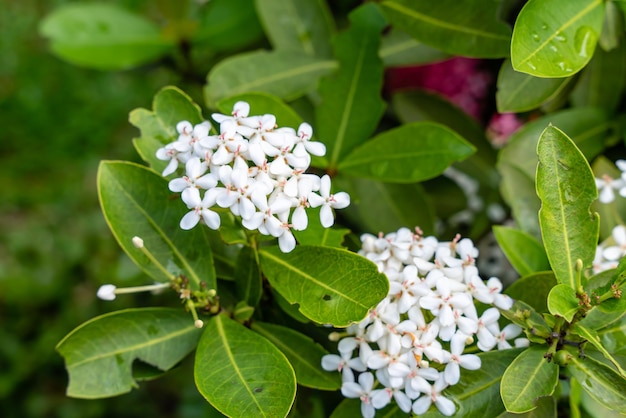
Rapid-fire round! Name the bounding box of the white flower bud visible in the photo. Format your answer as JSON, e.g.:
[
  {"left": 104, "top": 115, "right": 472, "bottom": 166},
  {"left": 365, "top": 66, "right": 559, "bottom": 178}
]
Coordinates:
[
  {"left": 132, "top": 236, "right": 144, "bottom": 248},
  {"left": 194, "top": 319, "right": 204, "bottom": 329},
  {"left": 97, "top": 284, "right": 117, "bottom": 301}
]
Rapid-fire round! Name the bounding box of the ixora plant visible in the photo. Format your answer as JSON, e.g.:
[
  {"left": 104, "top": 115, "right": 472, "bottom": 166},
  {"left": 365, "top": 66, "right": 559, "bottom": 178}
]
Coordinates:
[{"left": 44, "top": 0, "right": 626, "bottom": 417}]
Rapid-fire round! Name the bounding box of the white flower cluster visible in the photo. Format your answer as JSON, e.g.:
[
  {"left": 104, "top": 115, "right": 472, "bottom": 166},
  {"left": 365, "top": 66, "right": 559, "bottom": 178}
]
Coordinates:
[
  {"left": 593, "top": 225, "right": 626, "bottom": 274},
  {"left": 155, "top": 102, "right": 349, "bottom": 252},
  {"left": 322, "top": 227, "right": 528, "bottom": 417},
  {"left": 595, "top": 159, "right": 626, "bottom": 203}
]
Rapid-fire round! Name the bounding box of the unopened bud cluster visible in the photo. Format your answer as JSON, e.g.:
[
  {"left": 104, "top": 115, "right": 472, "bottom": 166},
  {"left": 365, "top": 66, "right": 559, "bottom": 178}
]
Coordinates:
[
  {"left": 156, "top": 102, "right": 349, "bottom": 252},
  {"left": 322, "top": 227, "right": 528, "bottom": 417}
]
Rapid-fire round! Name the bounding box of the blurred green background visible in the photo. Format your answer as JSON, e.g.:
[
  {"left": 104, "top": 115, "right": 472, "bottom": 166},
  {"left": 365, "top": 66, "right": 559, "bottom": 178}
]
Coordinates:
[{"left": 0, "top": 1, "right": 217, "bottom": 416}]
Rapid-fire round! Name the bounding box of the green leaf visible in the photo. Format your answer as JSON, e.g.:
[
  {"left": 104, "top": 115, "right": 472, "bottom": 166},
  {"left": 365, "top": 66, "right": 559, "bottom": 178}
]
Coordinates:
[
  {"left": 334, "top": 176, "right": 436, "bottom": 236},
  {"left": 379, "top": 28, "right": 449, "bottom": 67},
  {"left": 419, "top": 349, "right": 525, "bottom": 417},
  {"left": 536, "top": 125, "right": 600, "bottom": 289},
  {"left": 570, "top": 41, "right": 626, "bottom": 113},
  {"left": 380, "top": 0, "right": 511, "bottom": 58},
  {"left": 316, "top": 3, "right": 386, "bottom": 169},
  {"left": 571, "top": 323, "right": 626, "bottom": 378},
  {"left": 192, "top": 0, "right": 264, "bottom": 52},
  {"left": 497, "top": 396, "right": 557, "bottom": 418},
  {"left": 250, "top": 322, "right": 340, "bottom": 390},
  {"left": 56, "top": 308, "right": 201, "bottom": 398},
  {"left": 501, "top": 347, "right": 559, "bottom": 413},
  {"left": 129, "top": 86, "right": 204, "bottom": 172},
  {"left": 597, "top": 315, "right": 626, "bottom": 355},
  {"left": 547, "top": 284, "right": 580, "bottom": 321},
  {"left": 338, "top": 122, "right": 475, "bottom": 183},
  {"left": 493, "top": 226, "right": 550, "bottom": 276},
  {"left": 39, "top": 3, "right": 173, "bottom": 70},
  {"left": 204, "top": 50, "right": 336, "bottom": 108},
  {"left": 98, "top": 161, "right": 216, "bottom": 289},
  {"left": 234, "top": 246, "right": 262, "bottom": 308},
  {"left": 506, "top": 272, "right": 557, "bottom": 314},
  {"left": 254, "top": 0, "right": 334, "bottom": 58},
  {"left": 194, "top": 314, "right": 296, "bottom": 417},
  {"left": 496, "top": 59, "right": 573, "bottom": 113},
  {"left": 567, "top": 355, "right": 626, "bottom": 412},
  {"left": 500, "top": 300, "right": 553, "bottom": 343},
  {"left": 511, "top": 0, "right": 604, "bottom": 77},
  {"left": 258, "top": 245, "right": 388, "bottom": 326}
]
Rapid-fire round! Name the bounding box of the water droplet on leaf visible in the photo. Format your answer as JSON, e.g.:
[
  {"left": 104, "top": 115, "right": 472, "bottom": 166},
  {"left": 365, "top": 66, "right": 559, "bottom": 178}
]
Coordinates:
[{"left": 575, "top": 26, "right": 597, "bottom": 58}]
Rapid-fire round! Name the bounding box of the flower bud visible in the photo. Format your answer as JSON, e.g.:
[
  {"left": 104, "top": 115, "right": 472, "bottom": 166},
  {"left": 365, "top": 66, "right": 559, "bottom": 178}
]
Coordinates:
[
  {"left": 132, "top": 236, "right": 144, "bottom": 248},
  {"left": 97, "top": 284, "right": 117, "bottom": 301}
]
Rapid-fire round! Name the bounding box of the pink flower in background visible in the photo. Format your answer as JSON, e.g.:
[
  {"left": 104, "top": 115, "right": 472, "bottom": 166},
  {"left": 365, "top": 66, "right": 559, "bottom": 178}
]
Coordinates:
[
  {"left": 486, "top": 113, "right": 524, "bottom": 147},
  {"left": 385, "top": 57, "right": 494, "bottom": 121}
]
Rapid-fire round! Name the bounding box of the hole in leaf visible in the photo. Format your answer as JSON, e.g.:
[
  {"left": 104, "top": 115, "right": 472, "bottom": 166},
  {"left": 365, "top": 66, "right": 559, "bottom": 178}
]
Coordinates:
[
  {"left": 322, "top": 294, "right": 332, "bottom": 301},
  {"left": 254, "top": 387, "right": 263, "bottom": 393},
  {"left": 132, "top": 359, "right": 167, "bottom": 382}
]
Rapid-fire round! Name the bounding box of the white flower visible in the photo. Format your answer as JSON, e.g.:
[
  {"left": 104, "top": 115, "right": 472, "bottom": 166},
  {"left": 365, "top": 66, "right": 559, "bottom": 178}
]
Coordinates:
[
  {"left": 412, "top": 373, "right": 455, "bottom": 416},
  {"left": 308, "top": 175, "right": 350, "bottom": 227},
  {"left": 595, "top": 174, "right": 625, "bottom": 204},
  {"left": 168, "top": 157, "right": 216, "bottom": 193},
  {"left": 341, "top": 372, "right": 376, "bottom": 418},
  {"left": 179, "top": 188, "right": 220, "bottom": 230},
  {"left": 321, "top": 351, "right": 366, "bottom": 383},
  {"left": 443, "top": 333, "right": 481, "bottom": 385}
]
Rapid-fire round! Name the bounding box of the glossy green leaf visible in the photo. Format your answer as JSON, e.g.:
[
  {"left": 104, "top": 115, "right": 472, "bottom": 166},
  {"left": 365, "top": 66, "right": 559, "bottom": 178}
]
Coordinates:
[
  {"left": 497, "top": 396, "right": 557, "bottom": 418},
  {"left": 204, "top": 50, "right": 336, "bottom": 108},
  {"left": 496, "top": 59, "right": 572, "bottom": 113},
  {"left": 334, "top": 176, "right": 436, "bottom": 236},
  {"left": 505, "top": 272, "right": 557, "bottom": 314},
  {"left": 258, "top": 245, "right": 388, "bottom": 326},
  {"left": 597, "top": 315, "right": 626, "bottom": 355},
  {"left": 536, "top": 125, "right": 600, "bottom": 289},
  {"left": 380, "top": 0, "right": 511, "bottom": 58},
  {"left": 379, "top": 29, "right": 449, "bottom": 67},
  {"left": 57, "top": 308, "right": 201, "bottom": 398},
  {"left": 254, "top": 0, "right": 334, "bottom": 58},
  {"left": 194, "top": 314, "right": 296, "bottom": 417},
  {"left": 39, "top": 3, "right": 174, "bottom": 70},
  {"left": 501, "top": 347, "right": 559, "bottom": 413},
  {"left": 567, "top": 355, "right": 626, "bottom": 412},
  {"left": 493, "top": 225, "right": 550, "bottom": 276},
  {"left": 234, "top": 246, "right": 262, "bottom": 308},
  {"left": 338, "top": 122, "right": 475, "bottom": 183},
  {"left": 571, "top": 41, "right": 626, "bottom": 113},
  {"left": 547, "top": 284, "right": 580, "bottom": 321},
  {"left": 392, "top": 90, "right": 497, "bottom": 185},
  {"left": 98, "top": 161, "right": 216, "bottom": 289},
  {"left": 250, "top": 322, "right": 340, "bottom": 390},
  {"left": 316, "top": 4, "right": 386, "bottom": 169},
  {"left": 571, "top": 323, "right": 626, "bottom": 378},
  {"left": 193, "top": 0, "right": 264, "bottom": 51},
  {"left": 129, "top": 86, "right": 205, "bottom": 172},
  {"left": 511, "top": 0, "right": 604, "bottom": 77},
  {"left": 207, "top": 229, "right": 239, "bottom": 281},
  {"left": 419, "top": 349, "right": 525, "bottom": 417},
  {"left": 271, "top": 288, "right": 310, "bottom": 324}
]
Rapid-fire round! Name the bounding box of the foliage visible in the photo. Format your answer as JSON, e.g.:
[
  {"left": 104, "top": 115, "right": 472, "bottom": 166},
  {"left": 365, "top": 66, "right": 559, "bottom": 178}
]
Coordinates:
[{"left": 21, "top": 0, "right": 626, "bottom": 417}]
